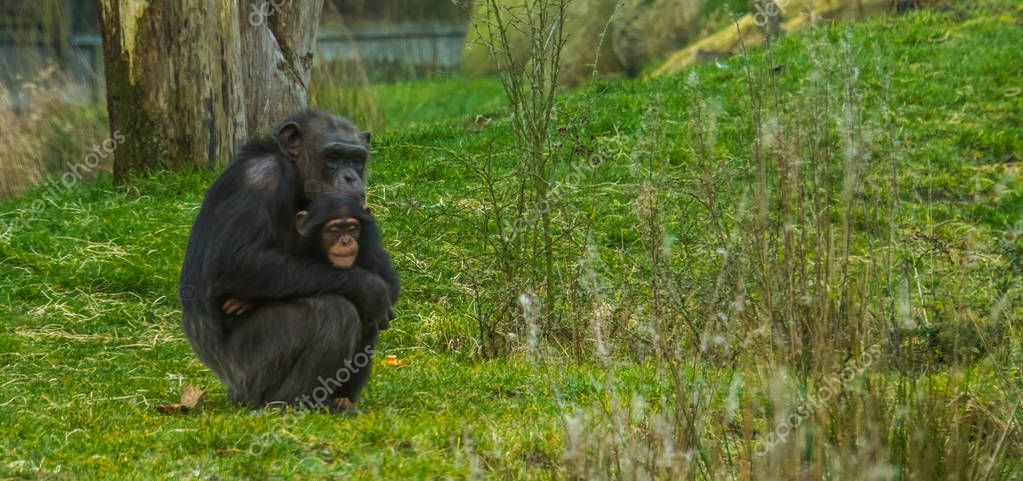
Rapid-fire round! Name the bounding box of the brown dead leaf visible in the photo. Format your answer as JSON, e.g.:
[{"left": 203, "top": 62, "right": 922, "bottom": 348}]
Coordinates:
[
  {"left": 157, "top": 383, "right": 205, "bottom": 414},
  {"left": 382, "top": 354, "right": 411, "bottom": 367}
]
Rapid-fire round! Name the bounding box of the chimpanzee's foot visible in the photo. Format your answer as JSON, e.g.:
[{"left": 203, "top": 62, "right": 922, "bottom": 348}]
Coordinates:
[{"left": 331, "top": 397, "right": 360, "bottom": 415}]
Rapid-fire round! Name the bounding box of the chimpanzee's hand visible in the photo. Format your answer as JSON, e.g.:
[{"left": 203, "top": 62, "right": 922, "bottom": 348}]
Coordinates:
[
  {"left": 352, "top": 271, "right": 391, "bottom": 331},
  {"left": 379, "top": 306, "right": 396, "bottom": 331},
  {"left": 223, "top": 297, "right": 255, "bottom": 315}
]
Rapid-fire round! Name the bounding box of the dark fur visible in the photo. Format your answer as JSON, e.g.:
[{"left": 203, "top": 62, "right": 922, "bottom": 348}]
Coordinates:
[
  {"left": 296, "top": 193, "right": 400, "bottom": 306},
  {"left": 244, "top": 193, "right": 401, "bottom": 406},
  {"left": 179, "top": 111, "right": 392, "bottom": 409}
]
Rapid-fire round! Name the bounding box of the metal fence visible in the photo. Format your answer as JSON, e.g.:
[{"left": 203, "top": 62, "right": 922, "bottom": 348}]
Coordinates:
[
  {"left": 0, "top": 21, "right": 468, "bottom": 107},
  {"left": 317, "top": 22, "right": 467, "bottom": 75}
]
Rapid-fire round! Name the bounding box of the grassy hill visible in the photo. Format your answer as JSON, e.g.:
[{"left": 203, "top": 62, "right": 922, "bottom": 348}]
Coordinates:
[{"left": 1, "top": 1, "right": 1021, "bottom": 479}]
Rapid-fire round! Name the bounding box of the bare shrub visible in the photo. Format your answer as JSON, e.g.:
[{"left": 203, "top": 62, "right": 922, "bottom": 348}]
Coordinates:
[
  {"left": 456, "top": 0, "right": 572, "bottom": 355},
  {"left": 554, "top": 28, "right": 1020, "bottom": 480}
]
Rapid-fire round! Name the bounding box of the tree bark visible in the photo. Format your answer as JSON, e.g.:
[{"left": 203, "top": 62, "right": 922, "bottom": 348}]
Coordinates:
[
  {"left": 240, "top": 1, "right": 323, "bottom": 137},
  {"left": 99, "top": 0, "right": 324, "bottom": 183}
]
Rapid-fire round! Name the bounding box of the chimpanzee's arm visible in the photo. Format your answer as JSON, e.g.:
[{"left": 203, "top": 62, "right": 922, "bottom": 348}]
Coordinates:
[
  {"left": 212, "top": 223, "right": 389, "bottom": 320},
  {"left": 215, "top": 245, "right": 388, "bottom": 308},
  {"left": 369, "top": 250, "right": 400, "bottom": 305},
  {"left": 194, "top": 158, "right": 390, "bottom": 323},
  {"left": 357, "top": 219, "right": 401, "bottom": 305}
]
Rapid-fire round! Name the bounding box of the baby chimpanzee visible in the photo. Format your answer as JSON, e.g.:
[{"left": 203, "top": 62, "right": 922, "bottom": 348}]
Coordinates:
[
  {"left": 224, "top": 194, "right": 399, "bottom": 317},
  {"left": 220, "top": 193, "right": 399, "bottom": 410},
  {"left": 292, "top": 194, "right": 400, "bottom": 312}
]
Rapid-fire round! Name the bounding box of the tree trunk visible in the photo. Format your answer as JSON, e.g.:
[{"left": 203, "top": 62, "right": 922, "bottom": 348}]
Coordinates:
[
  {"left": 99, "top": 0, "right": 324, "bottom": 183},
  {"left": 240, "top": 1, "right": 323, "bottom": 137}
]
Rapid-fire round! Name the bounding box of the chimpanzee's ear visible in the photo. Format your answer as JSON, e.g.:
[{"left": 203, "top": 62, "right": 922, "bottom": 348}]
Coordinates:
[
  {"left": 276, "top": 122, "right": 303, "bottom": 160},
  {"left": 359, "top": 131, "right": 371, "bottom": 146},
  {"left": 295, "top": 210, "right": 310, "bottom": 237}
]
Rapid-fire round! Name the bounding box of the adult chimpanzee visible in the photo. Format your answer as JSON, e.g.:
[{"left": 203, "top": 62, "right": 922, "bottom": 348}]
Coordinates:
[
  {"left": 221, "top": 193, "right": 400, "bottom": 408},
  {"left": 179, "top": 110, "right": 393, "bottom": 409}
]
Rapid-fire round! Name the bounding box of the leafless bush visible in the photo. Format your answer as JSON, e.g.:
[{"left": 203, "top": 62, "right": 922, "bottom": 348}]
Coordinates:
[
  {"left": 555, "top": 29, "right": 1020, "bottom": 480},
  {"left": 458, "top": 0, "right": 571, "bottom": 355}
]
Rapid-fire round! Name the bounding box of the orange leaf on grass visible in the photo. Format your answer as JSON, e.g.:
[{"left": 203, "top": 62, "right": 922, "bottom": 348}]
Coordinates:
[
  {"left": 157, "top": 383, "right": 205, "bottom": 414},
  {"left": 382, "top": 354, "right": 411, "bottom": 367}
]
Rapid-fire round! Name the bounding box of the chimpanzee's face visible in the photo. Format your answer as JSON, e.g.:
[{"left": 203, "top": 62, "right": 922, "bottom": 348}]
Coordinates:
[
  {"left": 318, "top": 215, "right": 361, "bottom": 268},
  {"left": 276, "top": 113, "right": 372, "bottom": 205},
  {"left": 295, "top": 193, "right": 368, "bottom": 269}
]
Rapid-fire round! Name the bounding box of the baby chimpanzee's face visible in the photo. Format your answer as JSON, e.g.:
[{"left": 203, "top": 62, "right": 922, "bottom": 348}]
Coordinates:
[
  {"left": 295, "top": 194, "right": 368, "bottom": 269},
  {"left": 318, "top": 215, "right": 360, "bottom": 268}
]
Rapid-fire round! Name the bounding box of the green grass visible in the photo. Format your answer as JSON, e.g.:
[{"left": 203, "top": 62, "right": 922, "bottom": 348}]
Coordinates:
[
  {"left": 371, "top": 76, "right": 507, "bottom": 131},
  {"left": 2, "top": 2, "right": 1022, "bottom": 479},
  {"left": 311, "top": 76, "right": 506, "bottom": 135}
]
